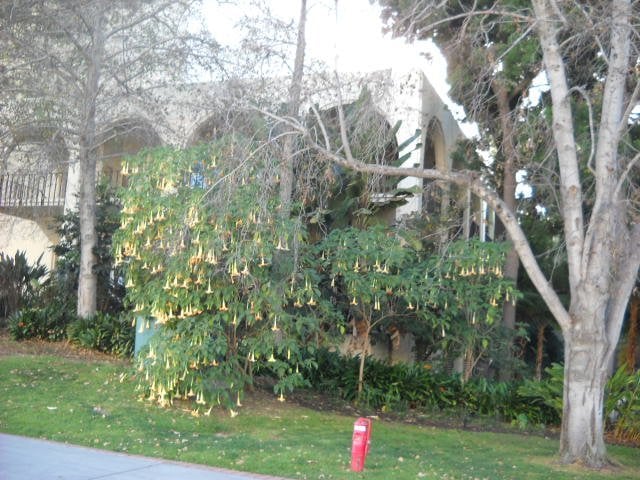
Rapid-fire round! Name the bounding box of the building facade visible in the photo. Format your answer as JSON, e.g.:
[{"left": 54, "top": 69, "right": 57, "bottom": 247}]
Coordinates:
[{"left": 1, "top": 69, "right": 476, "bottom": 362}]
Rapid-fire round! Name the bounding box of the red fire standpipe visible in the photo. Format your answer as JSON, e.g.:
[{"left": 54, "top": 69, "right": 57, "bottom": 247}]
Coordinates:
[{"left": 350, "top": 417, "right": 372, "bottom": 472}]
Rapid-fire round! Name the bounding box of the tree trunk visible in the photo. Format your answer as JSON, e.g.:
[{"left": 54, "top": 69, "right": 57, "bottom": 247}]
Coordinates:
[
  {"left": 559, "top": 276, "right": 620, "bottom": 467},
  {"left": 76, "top": 8, "right": 105, "bottom": 319},
  {"left": 462, "top": 346, "right": 474, "bottom": 383},
  {"left": 278, "top": 0, "right": 306, "bottom": 218},
  {"left": 357, "top": 324, "right": 370, "bottom": 401},
  {"left": 535, "top": 323, "right": 546, "bottom": 381},
  {"left": 560, "top": 329, "right": 609, "bottom": 466},
  {"left": 624, "top": 293, "right": 638, "bottom": 372},
  {"left": 77, "top": 151, "right": 98, "bottom": 318},
  {"left": 494, "top": 81, "right": 520, "bottom": 380}
]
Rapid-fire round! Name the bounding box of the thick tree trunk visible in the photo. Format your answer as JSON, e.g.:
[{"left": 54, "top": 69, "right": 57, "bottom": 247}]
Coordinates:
[
  {"left": 558, "top": 266, "right": 631, "bottom": 467},
  {"left": 561, "top": 326, "right": 609, "bottom": 466}
]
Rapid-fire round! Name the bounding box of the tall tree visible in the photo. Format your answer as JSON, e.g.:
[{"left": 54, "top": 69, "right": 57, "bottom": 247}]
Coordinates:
[
  {"left": 289, "top": 0, "right": 640, "bottom": 467},
  {"left": 1, "top": 0, "right": 218, "bottom": 318},
  {"left": 279, "top": 0, "right": 307, "bottom": 218}
]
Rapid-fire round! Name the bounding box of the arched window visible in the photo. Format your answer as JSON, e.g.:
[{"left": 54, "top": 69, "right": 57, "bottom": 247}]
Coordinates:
[
  {"left": 422, "top": 118, "right": 446, "bottom": 213},
  {"left": 97, "top": 118, "right": 161, "bottom": 188},
  {"left": 186, "top": 110, "right": 267, "bottom": 147}
]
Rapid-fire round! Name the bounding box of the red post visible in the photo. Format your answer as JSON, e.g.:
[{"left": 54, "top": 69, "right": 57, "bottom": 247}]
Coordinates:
[{"left": 350, "top": 417, "right": 372, "bottom": 472}]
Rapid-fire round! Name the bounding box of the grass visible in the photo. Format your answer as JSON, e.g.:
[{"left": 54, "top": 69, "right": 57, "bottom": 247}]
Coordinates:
[{"left": 1, "top": 354, "right": 639, "bottom": 480}]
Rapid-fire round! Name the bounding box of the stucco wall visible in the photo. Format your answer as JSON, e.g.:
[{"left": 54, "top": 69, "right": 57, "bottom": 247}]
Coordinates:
[{"left": 0, "top": 213, "right": 57, "bottom": 270}]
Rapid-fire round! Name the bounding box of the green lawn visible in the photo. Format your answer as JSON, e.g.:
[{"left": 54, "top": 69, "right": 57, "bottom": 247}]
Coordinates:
[{"left": 0, "top": 354, "right": 638, "bottom": 480}]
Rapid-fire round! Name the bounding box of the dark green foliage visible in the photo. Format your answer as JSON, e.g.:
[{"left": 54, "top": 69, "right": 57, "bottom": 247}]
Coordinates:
[
  {"left": 519, "top": 363, "right": 640, "bottom": 439},
  {"left": 67, "top": 312, "right": 134, "bottom": 357},
  {"left": 0, "top": 251, "right": 48, "bottom": 322},
  {"left": 517, "top": 363, "right": 564, "bottom": 424},
  {"left": 305, "top": 348, "right": 454, "bottom": 410},
  {"left": 52, "top": 182, "right": 125, "bottom": 315},
  {"left": 8, "top": 305, "right": 73, "bottom": 341},
  {"left": 305, "top": 349, "right": 556, "bottom": 425},
  {"left": 605, "top": 365, "right": 640, "bottom": 443}
]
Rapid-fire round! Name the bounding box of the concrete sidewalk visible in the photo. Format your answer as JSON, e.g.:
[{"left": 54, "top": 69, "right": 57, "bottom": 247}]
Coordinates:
[{"left": 0, "top": 433, "right": 291, "bottom": 480}]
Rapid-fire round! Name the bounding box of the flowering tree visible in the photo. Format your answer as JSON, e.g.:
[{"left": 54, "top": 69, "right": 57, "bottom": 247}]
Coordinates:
[{"left": 114, "top": 142, "right": 332, "bottom": 413}]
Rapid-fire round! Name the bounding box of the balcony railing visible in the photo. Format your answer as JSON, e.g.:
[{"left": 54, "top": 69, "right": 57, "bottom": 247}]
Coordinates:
[{"left": 0, "top": 172, "right": 67, "bottom": 209}]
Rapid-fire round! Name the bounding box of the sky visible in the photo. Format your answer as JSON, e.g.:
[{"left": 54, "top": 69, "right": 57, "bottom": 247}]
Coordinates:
[{"left": 201, "top": 0, "right": 477, "bottom": 137}]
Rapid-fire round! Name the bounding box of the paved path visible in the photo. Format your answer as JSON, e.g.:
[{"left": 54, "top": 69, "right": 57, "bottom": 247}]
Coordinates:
[{"left": 0, "top": 433, "right": 291, "bottom": 480}]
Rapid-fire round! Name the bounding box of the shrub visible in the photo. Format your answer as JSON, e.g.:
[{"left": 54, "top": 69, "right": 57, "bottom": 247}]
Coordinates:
[
  {"left": 0, "top": 251, "right": 48, "bottom": 322},
  {"left": 306, "top": 349, "right": 464, "bottom": 412},
  {"left": 517, "top": 362, "right": 640, "bottom": 435},
  {"left": 307, "top": 349, "right": 567, "bottom": 427},
  {"left": 516, "top": 363, "right": 564, "bottom": 425},
  {"left": 606, "top": 365, "right": 640, "bottom": 443},
  {"left": 8, "top": 306, "right": 71, "bottom": 341},
  {"left": 67, "top": 312, "right": 134, "bottom": 357}
]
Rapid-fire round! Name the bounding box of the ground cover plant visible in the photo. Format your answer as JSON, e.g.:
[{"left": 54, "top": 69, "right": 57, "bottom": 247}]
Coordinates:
[
  {"left": 305, "top": 349, "right": 559, "bottom": 427},
  {"left": 0, "top": 351, "right": 638, "bottom": 479}
]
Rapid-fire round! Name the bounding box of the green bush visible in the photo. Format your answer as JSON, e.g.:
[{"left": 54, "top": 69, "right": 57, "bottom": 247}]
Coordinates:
[
  {"left": 306, "top": 349, "right": 463, "bottom": 411},
  {"left": 306, "top": 349, "right": 564, "bottom": 426},
  {"left": 0, "top": 251, "right": 48, "bottom": 322},
  {"left": 515, "top": 363, "right": 564, "bottom": 425},
  {"left": 8, "top": 306, "right": 71, "bottom": 341},
  {"left": 517, "top": 362, "right": 640, "bottom": 432},
  {"left": 67, "top": 312, "right": 134, "bottom": 357}
]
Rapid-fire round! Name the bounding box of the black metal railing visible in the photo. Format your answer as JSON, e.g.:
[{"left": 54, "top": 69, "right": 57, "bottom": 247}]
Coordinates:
[{"left": 0, "top": 171, "right": 67, "bottom": 208}]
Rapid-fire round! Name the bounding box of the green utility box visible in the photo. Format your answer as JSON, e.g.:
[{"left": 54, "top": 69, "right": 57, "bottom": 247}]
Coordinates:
[{"left": 134, "top": 317, "right": 160, "bottom": 356}]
